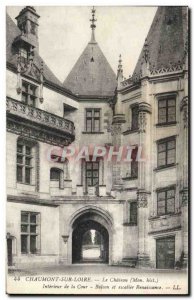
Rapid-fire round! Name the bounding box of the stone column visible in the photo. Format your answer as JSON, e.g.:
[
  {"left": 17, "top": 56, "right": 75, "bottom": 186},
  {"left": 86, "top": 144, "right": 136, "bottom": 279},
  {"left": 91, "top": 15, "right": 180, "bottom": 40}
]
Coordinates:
[
  {"left": 181, "top": 97, "right": 188, "bottom": 188},
  {"left": 111, "top": 121, "right": 123, "bottom": 188},
  {"left": 136, "top": 101, "right": 152, "bottom": 267},
  {"left": 136, "top": 191, "right": 150, "bottom": 267},
  {"left": 180, "top": 97, "right": 188, "bottom": 268}
]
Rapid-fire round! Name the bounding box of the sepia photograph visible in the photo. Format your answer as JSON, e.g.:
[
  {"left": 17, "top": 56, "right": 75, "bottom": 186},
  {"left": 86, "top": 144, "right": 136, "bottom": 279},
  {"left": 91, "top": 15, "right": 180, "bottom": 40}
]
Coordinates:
[{"left": 5, "top": 4, "right": 189, "bottom": 295}]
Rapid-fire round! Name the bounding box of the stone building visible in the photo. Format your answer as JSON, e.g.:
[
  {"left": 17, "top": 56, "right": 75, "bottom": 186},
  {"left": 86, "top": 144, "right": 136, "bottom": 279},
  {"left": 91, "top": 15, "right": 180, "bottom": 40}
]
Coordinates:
[{"left": 6, "top": 6, "right": 188, "bottom": 269}]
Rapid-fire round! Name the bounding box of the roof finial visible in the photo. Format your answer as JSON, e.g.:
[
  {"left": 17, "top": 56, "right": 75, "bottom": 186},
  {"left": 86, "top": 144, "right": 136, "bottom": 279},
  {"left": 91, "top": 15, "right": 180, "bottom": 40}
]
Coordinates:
[
  {"left": 90, "top": 6, "right": 97, "bottom": 43},
  {"left": 143, "top": 38, "right": 149, "bottom": 63},
  {"left": 118, "top": 54, "right": 123, "bottom": 71},
  {"left": 117, "top": 54, "right": 123, "bottom": 79},
  {"left": 117, "top": 54, "right": 124, "bottom": 87}
]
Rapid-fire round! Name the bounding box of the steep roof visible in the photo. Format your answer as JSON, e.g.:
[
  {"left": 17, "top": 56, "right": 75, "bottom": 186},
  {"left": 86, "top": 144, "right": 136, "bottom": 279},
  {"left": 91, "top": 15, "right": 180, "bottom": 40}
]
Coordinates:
[
  {"left": 63, "top": 40, "right": 117, "bottom": 98},
  {"left": 6, "top": 13, "right": 66, "bottom": 89},
  {"left": 132, "top": 6, "right": 188, "bottom": 79}
]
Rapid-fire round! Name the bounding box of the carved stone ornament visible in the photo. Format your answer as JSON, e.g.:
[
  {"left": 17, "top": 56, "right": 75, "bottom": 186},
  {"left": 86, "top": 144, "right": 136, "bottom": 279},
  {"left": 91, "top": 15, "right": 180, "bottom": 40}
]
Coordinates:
[
  {"left": 180, "top": 97, "right": 188, "bottom": 128},
  {"left": 16, "top": 52, "right": 42, "bottom": 82},
  {"left": 142, "top": 38, "right": 150, "bottom": 64},
  {"left": 137, "top": 191, "right": 148, "bottom": 208},
  {"left": 111, "top": 123, "right": 122, "bottom": 136},
  {"left": 7, "top": 119, "right": 72, "bottom": 147},
  {"left": 139, "top": 102, "right": 152, "bottom": 114},
  {"left": 181, "top": 189, "right": 188, "bottom": 207},
  {"left": 150, "top": 61, "right": 183, "bottom": 75},
  {"left": 138, "top": 111, "right": 147, "bottom": 133},
  {"left": 183, "top": 106, "right": 188, "bottom": 128},
  {"left": 180, "top": 96, "right": 188, "bottom": 110},
  {"left": 16, "top": 87, "right": 22, "bottom": 95},
  {"left": 39, "top": 61, "right": 44, "bottom": 103},
  {"left": 62, "top": 235, "right": 69, "bottom": 243}
]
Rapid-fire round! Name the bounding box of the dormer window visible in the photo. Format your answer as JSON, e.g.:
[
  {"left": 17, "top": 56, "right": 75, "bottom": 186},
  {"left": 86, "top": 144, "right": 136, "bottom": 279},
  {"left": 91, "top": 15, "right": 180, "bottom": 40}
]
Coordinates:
[
  {"left": 22, "top": 80, "right": 37, "bottom": 107},
  {"left": 19, "top": 48, "right": 28, "bottom": 64}
]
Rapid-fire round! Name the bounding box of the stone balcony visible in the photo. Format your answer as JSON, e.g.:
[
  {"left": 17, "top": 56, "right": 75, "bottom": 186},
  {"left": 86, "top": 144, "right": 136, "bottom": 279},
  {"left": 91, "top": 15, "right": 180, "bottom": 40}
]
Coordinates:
[
  {"left": 6, "top": 97, "right": 75, "bottom": 146},
  {"left": 148, "top": 212, "right": 182, "bottom": 235}
]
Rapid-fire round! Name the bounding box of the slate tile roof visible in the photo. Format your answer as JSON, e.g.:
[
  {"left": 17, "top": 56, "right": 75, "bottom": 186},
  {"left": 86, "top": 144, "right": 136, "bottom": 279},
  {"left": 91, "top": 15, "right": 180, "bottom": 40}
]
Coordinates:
[
  {"left": 63, "top": 41, "right": 117, "bottom": 98},
  {"left": 132, "top": 6, "right": 188, "bottom": 80}
]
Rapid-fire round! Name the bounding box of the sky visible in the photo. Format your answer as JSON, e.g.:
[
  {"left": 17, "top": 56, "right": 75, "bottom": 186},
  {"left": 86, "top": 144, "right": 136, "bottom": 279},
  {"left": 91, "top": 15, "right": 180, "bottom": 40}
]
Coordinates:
[{"left": 6, "top": 6, "right": 157, "bottom": 83}]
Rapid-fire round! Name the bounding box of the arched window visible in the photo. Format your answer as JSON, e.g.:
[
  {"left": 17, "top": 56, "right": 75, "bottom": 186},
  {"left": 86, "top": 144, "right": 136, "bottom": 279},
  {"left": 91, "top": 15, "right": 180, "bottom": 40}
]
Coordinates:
[{"left": 50, "top": 168, "right": 64, "bottom": 189}]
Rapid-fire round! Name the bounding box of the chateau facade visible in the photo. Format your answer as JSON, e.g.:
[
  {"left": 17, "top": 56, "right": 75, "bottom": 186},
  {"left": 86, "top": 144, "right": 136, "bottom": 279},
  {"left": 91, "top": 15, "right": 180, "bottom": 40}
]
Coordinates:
[{"left": 6, "top": 6, "right": 188, "bottom": 269}]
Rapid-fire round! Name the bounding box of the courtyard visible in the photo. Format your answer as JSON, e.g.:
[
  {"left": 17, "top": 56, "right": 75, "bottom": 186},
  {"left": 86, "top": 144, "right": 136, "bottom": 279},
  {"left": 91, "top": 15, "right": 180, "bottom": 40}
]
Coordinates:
[{"left": 8, "top": 264, "right": 187, "bottom": 276}]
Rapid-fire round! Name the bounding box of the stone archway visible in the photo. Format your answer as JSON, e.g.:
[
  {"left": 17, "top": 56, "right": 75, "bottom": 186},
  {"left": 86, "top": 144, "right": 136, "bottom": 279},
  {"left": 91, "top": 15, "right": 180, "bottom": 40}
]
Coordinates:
[
  {"left": 72, "top": 219, "right": 109, "bottom": 263},
  {"left": 67, "top": 206, "right": 113, "bottom": 265}
]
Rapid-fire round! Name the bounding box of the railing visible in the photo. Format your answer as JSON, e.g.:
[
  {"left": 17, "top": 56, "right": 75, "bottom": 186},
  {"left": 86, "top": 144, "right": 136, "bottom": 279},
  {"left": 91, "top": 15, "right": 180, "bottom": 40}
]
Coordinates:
[{"left": 6, "top": 97, "right": 75, "bottom": 136}]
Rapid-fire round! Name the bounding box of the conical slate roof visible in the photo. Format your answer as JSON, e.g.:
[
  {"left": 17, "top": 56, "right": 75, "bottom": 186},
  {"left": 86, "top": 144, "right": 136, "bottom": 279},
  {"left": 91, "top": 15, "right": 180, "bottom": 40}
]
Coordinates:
[
  {"left": 132, "top": 6, "right": 188, "bottom": 79},
  {"left": 63, "top": 40, "right": 117, "bottom": 98}
]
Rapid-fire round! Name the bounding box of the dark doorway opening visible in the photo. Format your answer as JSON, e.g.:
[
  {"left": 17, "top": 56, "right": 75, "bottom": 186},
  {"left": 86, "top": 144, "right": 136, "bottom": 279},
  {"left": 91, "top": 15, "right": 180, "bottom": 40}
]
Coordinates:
[
  {"left": 156, "top": 236, "right": 175, "bottom": 269},
  {"left": 72, "top": 217, "right": 109, "bottom": 264},
  {"left": 7, "top": 238, "right": 13, "bottom": 266}
]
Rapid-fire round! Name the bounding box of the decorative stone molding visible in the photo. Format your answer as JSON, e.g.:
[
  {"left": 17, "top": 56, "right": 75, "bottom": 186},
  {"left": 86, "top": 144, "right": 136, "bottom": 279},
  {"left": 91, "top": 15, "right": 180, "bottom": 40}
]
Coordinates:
[
  {"left": 183, "top": 37, "right": 188, "bottom": 63},
  {"left": 6, "top": 232, "right": 15, "bottom": 239},
  {"left": 138, "top": 102, "right": 152, "bottom": 114},
  {"left": 121, "top": 77, "right": 133, "bottom": 87},
  {"left": 138, "top": 111, "right": 147, "bottom": 133},
  {"left": 7, "top": 119, "right": 72, "bottom": 147},
  {"left": 180, "top": 97, "right": 188, "bottom": 128},
  {"left": 149, "top": 213, "right": 182, "bottom": 233},
  {"left": 120, "top": 71, "right": 142, "bottom": 88},
  {"left": 16, "top": 50, "right": 42, "bottom": 81},
  {"left": 181, "top": 189, "right": 188, "bottom": 207},
  {"left": 16, "top": 50, "right": 45, "bottom": 101},
  {"left": 61, "top": 235, "right": 69, "bottom": 243},
  {"left": 183, "top": 106, "right": 188, "bottom": 128},
  {"left": 140, "top": 39, "right": 150, "bottom": 78},
  {"left": 112, "top": 114, "right": 125, "bottom": 124},
  {"left": 180, "top": 96, "right": 188, "bottom": 110},
  {"left": 150, "top": 61, "right": 183, "bottom": 75},
  {"left": 36, "top": 143, "right": 40, "bottom": 192},
  {"left": 137, "top": 191, "right": 149, "bottom": 208},
  {"left": 6, "top": 97, "right": 75, "bottom": 137},
  {"left": 142, "top": 38, "right": 150, "bottom": 64},
  {"left": 111, "top": 123, "right": 122, "bottom": 136},
  {"left": 39, "top": 61, "right": 44, "bottom": 103},
  {"left": 137, "top": 103, "right": 152, "bottom": 133},
  {"left": 120, "top": 59, "right": 184, "bottom": 87}
]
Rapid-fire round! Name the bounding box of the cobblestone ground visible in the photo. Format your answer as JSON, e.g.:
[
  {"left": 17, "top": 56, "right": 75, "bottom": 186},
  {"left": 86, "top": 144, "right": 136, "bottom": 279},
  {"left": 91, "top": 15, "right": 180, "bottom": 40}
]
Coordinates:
[{"left": 8, "top": 264, "right": 187, "bottom": 276}]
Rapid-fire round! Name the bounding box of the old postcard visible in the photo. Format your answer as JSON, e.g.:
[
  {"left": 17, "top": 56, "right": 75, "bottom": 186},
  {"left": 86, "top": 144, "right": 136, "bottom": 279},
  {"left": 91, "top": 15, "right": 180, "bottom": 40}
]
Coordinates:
[{"left": 6, "top": 5, "right": 189, "bottom": 295}]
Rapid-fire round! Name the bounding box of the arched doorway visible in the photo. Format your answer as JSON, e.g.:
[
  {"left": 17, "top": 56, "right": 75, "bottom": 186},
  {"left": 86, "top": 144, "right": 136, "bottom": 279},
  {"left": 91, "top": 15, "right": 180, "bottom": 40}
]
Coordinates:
[{"left": 72, "top": 213, "right": 109, "bottom": 264}]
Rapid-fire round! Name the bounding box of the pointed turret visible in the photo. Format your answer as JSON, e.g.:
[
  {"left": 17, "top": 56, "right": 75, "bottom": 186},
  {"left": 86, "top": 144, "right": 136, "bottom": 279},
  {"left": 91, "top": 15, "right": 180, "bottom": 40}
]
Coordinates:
[{"left": 63, "top": 7, "right": 117, "bottom": 98}]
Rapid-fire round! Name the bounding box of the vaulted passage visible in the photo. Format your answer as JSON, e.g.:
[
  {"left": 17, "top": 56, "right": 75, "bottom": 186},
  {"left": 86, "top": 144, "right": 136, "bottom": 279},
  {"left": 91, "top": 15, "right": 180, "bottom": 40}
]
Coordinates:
[{"left": 72, "top": 213, "right": 109, "bottom": 264}]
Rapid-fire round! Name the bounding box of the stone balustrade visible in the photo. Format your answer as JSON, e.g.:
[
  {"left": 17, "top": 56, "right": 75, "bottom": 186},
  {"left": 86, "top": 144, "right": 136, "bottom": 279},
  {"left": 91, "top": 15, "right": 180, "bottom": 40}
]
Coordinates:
[{"left": 6, "top": 97, "right": 75, "bottom": 136}]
